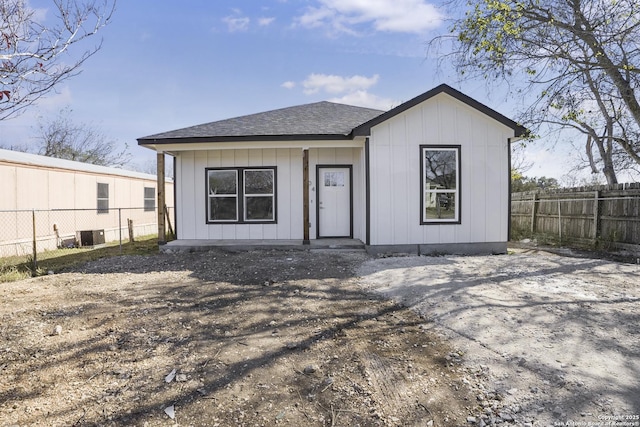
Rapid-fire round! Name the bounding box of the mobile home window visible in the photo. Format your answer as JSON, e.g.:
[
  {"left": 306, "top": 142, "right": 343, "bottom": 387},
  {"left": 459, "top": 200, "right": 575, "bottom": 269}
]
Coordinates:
[
  {"left": 206, "top": 167, "right": 276, "bottom": 223},
  {"left": 144, "top": 187, "right": 155, "bottom": 211},
  {"left": 421, "top": 146, "right": 460, "bottom": 224},
  {"left": 97, "top": 183, "right": 109, "bottom": 214}
]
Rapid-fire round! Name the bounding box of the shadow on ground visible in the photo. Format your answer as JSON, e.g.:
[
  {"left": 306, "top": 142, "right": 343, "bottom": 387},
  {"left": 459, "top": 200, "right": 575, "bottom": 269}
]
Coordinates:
[
  {"left": 1, "top": 249, "right": 476, "bottom": 426},
  {"left": 358, "top": 251, "right": 640, "bottom": 424}
]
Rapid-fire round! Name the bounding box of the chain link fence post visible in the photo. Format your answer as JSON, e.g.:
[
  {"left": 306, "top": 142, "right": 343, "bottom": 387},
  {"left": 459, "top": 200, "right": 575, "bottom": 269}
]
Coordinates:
[
  {"left": 118, "top": 208, "right": 123, "bottom": 254},
  {"left": 31, "top": 209, "right": 38, "bottom": 274}
]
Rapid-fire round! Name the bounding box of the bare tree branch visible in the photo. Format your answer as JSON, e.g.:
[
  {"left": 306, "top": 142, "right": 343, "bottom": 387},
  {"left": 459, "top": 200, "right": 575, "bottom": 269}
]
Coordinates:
[
  {"left": 0, "top": 0, "right": 115, "bottom": 120},
  {"left": 35, "top": 108, "right": 130, "bottom": 167},
  {"left": 437, "top": 0, "right": 640, "bottom": 183}
]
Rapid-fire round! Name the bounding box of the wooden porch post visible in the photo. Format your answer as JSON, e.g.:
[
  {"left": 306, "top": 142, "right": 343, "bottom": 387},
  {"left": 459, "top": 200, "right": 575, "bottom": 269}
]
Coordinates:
[
  {"left": 157, "top": 151, "right": 166, "bottom": 245},
  {"left": 303, "top": 149, "right": 310, "bottom": 244}
]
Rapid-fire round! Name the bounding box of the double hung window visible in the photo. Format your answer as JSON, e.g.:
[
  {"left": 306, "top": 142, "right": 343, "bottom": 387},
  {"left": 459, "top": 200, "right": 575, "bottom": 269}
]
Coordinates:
[
  {"left": 144, "top": 187, "right": 155, "bottom": 211},
  {"left": 421, "top": 146, "right": 460, "bottom": 223},
  {"left": 97, "top": 183, "right": 109, "bottom": 214},
  {"left": 207, "top": 167, "right": 276, "bottom": 223}
]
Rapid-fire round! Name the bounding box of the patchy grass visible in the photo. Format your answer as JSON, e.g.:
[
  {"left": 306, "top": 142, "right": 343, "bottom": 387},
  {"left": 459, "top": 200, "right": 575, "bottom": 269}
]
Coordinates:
[
  {"left": 0, "top": 235, "right": 159, "bottom": 283},
  {"left": 0, "top": 263, "right": 30, "bottom": 282}
]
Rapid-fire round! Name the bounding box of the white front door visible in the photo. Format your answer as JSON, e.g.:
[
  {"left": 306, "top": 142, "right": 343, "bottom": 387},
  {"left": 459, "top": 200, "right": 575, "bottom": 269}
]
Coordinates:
[{"left": 318, "top": 166, "right": 351, "bottom": 237}]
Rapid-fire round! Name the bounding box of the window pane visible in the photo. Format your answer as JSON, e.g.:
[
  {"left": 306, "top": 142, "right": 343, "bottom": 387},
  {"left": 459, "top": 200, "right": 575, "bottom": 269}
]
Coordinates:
[
  {"left": 209, "top": 197, "right": 237, "bottom": 221},
  {"left": 144, "top": 187, "right": 155, "bottom": 211},
  {"left": 97, "top": 183, "right": 109, "bottom": 198},
  {"left": 97, "top": 183, "right": 109, "bottom": 213},
  {"left": 244, "top": 170, "right": 273, "bottom": 194},
  {"left": 209, "top": 170, "right": 237, "bottom": 195},
  {"left": 323, "top": 172, "right": 345, "bottom": 187},
  {"left": 97, "top": 199, "right": 109, "bottom": 214},
  {"left": 424, "top": 150, "right": 457, "bottom": 190},
  {"left": 245, "top": 196, "right": 273, "bottom": 220},
  {"left": 425, "top": 193, "right": 456, "bottom": 220}
]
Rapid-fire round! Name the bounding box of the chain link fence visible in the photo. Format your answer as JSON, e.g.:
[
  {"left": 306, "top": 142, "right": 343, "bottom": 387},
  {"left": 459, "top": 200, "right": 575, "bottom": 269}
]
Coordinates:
[{"left": 0, "top": 206, "right": 174, "bottom": 263}]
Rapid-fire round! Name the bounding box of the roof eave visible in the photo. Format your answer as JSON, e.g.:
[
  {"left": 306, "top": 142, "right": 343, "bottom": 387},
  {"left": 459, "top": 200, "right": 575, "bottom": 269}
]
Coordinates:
[{"left": 137, "top": 133, "right": 353, "bottom": 147}]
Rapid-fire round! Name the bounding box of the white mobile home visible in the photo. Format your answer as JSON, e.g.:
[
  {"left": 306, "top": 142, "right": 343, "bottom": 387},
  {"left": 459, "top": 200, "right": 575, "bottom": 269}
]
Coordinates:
[
  {"left": 138, "top": 84, "right": 525, "bottom": 254},
  {"left": 0, "top": 149, "right": 174, "bottom": 256}
]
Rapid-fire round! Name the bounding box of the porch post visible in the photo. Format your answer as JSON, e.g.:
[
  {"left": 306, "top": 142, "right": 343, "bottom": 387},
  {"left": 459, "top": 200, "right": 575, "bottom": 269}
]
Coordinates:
[
  {"left": 365, "top": 138, "right": 371, "bottom": 246},
  {"left": 157, "top": 151, "right": 166, "bottom": 245},
  {"left": 303, "top": 148, "right": 310, "bottom": 244}
]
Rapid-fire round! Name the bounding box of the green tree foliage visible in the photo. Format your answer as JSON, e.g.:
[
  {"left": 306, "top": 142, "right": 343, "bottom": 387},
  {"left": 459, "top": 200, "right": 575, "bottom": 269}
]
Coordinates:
[
  {"left": 512, "top": 175, "right": 559, "bottom": 192},
  {"left": 442, "top": 0, "right": 640, "bottom": 184}
]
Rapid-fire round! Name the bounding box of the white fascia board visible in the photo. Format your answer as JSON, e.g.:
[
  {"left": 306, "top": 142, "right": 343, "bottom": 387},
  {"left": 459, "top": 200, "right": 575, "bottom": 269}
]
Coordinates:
[{"left": 147, "top": 139, "right": 366, "bottom": 152}]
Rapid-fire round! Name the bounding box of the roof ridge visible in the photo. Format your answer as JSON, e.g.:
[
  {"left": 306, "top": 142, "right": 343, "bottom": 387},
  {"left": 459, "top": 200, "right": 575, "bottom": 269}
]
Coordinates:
[{"left": 138, "top": 84, "right": 527, "bottom": 145}]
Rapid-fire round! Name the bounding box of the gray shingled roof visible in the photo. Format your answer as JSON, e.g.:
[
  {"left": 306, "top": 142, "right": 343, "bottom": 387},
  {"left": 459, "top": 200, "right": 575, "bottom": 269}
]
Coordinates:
[{"left": 139, "top": 101, "right": 385, "bottom": 142}]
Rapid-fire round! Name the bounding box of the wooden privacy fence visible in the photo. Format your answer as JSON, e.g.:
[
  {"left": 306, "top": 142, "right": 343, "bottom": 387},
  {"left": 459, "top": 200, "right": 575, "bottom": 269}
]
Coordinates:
[{"left": 511, "top": 183, "right": 640, "bottom": 250}]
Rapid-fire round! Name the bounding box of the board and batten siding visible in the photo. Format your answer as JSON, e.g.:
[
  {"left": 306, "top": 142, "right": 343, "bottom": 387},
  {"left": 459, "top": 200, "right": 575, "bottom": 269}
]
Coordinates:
[
  {"left": 176, "top": 148, "right": 304, "bottom": 240},
  {"left": 175, "top": 147, "right": 365, "bottom": 241},
  {"left": 368, "top": 93, "right": 513, "bottom": 246}
]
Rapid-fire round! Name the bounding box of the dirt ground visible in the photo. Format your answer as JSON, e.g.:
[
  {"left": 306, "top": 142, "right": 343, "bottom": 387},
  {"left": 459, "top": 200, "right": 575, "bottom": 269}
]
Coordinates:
[
  {"left": 0, "top": 247, "right": 638, "bottom": 427},
  {"left": 358, "top": 247, "right": 640, "bottom": 427},
  {"left": 1, "top": 248, "right": 477, "bottom": 427}
]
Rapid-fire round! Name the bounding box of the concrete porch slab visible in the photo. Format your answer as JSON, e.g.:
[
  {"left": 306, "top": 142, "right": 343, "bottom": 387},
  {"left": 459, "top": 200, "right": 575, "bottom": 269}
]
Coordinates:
[{"left": 160, "top": 239, "right": 365, "bottom": 253}]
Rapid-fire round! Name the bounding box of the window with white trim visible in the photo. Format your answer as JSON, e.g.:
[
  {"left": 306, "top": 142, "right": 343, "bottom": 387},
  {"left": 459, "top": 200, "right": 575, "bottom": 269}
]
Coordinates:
[
  {"left": 97, "top": 183, "right": 109, "bottom": 214},
  {"left": 144, "top": 187, "right": 156, "bottom": 211},
  {"left": 421, "top": 146, "right": 460, "bottom": 223},
  {"left": 206, "top": 167, "right": 276, "bottom": 223}
]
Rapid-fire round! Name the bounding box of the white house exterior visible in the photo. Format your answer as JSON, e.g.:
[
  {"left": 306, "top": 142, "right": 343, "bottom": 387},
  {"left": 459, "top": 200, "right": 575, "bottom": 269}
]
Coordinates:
[
  {"left": 138, "top": 84, "right": 526, "bottom": 254},
  {"left": 0, "top": 149, "right": 174, "bottom": 256},
  {"left": 361, "top": 89, "right": 517, "bottom": 253}
]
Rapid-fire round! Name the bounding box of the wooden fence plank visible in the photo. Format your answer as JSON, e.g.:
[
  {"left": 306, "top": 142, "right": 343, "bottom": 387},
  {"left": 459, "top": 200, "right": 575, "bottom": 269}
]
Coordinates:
[{"left": 511, "top": 184, "right": 640, "bottom": 249}]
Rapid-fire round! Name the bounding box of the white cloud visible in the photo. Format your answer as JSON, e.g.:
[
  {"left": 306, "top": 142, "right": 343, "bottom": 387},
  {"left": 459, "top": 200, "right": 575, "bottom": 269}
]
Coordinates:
[
  {"left": 222, "top": 10, "right": 275, "bottom": 32},
  {"left": 329, "top": 90, "right": 395, "bottom": 110},
  {"left": 30, "top": 6, "right": 48, "bottom": 24},
  {"left": 223, "top": 13, "right": 250, "bottom": 32},
  {"left": 37, "top": 86, "right": 74, "bottom": 111},
  {"left": 296, "top": 0, "right": 444, "bottom": 35},
  {"left": 286, "top": 73, "right": 394, "bottom": 110},
  {"left": 302, "top": 73, "right": 379, "bottom": 95},
  {"left": 258, "top": 17, "right": 276, "bottom": 26},
  {"left": 296, "top": 6, "right": 339, "bottom": 29}
]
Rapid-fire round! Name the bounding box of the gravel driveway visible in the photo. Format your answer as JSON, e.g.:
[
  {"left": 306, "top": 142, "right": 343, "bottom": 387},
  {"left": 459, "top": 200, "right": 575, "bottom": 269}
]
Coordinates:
[{"left": 357, "top": 248, "right": 640, "bottom": 426}]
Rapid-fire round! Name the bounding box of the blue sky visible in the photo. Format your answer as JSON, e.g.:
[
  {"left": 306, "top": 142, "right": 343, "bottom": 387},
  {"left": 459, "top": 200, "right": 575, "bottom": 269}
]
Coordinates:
[{"left": 1, "top": 0, "right": 576, "bottom": 179}]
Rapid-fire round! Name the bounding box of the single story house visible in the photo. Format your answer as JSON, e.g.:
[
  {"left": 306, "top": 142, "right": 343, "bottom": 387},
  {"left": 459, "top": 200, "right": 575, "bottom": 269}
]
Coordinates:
[
  {"left": 0, "top": 148, "right": 174, "bottom": 256},
  {"left": 138, "top": 84, "right": 526, "bottom": 254}
]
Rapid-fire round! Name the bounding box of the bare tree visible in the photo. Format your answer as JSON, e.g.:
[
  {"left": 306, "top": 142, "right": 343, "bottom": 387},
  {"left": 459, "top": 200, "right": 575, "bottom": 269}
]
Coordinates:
[
  {"left": 0, "top": 0, "right": 115, "bottom": 120},
  {"left": 434, "top": 0, "right": 640, "bottom": 184},
  {"left": 511, "top": 141, "right": 533, "bottom": 177},
  {"left": 36, "top": 108, "right": 130, "bottom": 166},
  {"left": 134, "top": 156, "right": 174, "bottom": 179}
]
